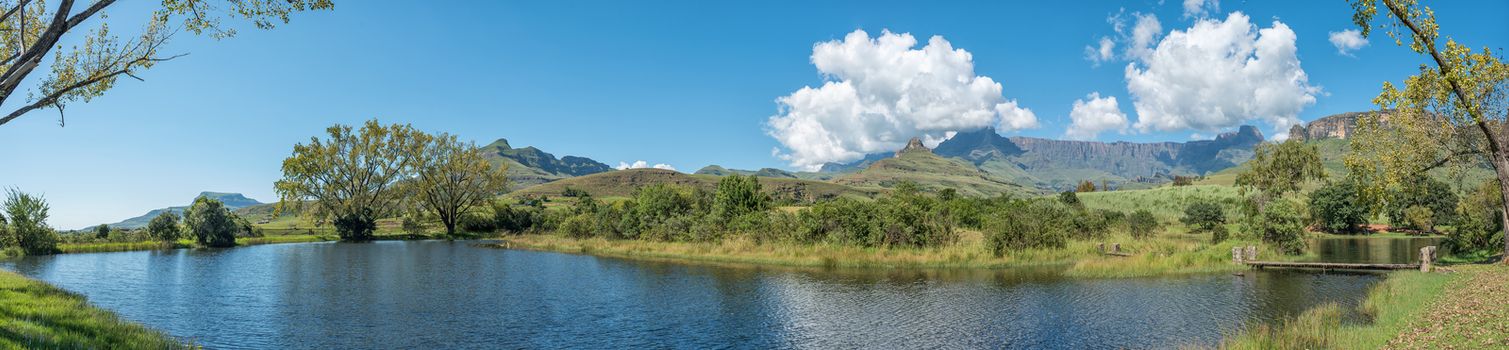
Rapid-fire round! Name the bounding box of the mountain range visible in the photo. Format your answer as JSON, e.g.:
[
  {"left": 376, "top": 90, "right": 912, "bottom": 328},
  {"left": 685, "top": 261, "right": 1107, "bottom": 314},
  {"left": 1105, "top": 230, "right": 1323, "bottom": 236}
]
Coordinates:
[
  {"left": 102, "top": 192, "right": 263, "bottom": 230},
  {"left": 481, "top": 138, "right": 614, "bottom": 189}
]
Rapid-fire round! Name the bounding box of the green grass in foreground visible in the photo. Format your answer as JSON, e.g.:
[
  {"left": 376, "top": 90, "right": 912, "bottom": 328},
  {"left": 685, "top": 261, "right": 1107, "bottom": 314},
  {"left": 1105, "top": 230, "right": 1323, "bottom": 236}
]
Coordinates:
[
  {"left": 0, "top": 270, "right": 187, "bottom": 349},
  {"left": 1216, "top": 265, "right": 1496, "bottom": 349},
  {"left": 500, "top": 229, "right": 1295, "bottom": 278}
]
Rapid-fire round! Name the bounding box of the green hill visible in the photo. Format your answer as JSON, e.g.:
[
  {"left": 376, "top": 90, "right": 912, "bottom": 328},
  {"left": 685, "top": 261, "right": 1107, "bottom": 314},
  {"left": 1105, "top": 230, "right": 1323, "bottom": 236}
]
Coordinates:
[
  {"left": 834, "top": 138, "right": 1039, "bottom": 198},
  {"left": 481, "top": 138, "right": 613, "bottom": 189},
  {"left": 693, "top": 165, "right": 837, "bottom": 181},
  {"left": 103, "top": 192, "right": 263, "bottom": 230},
  {"left": 510, "top": 168, "right": 882, "bottom": 202}
]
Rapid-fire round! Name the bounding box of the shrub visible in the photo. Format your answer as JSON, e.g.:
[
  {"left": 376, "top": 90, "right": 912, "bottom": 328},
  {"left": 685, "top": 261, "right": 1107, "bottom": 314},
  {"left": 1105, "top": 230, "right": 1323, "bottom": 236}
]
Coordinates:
[
  {"left": 146, "top": 211, "right": 181, "bottom": 242},
  {"left": 492, "top": 201, "right": 544, "bottom": 234},
  {"left": 985, "top": 200, "right": 1070, "bottom": 256},
  {"left": 560, "top": 214, "right": 595, "bottom": 239},
  {"left": 332, "top": 212, "right": 377, "bottom": 240},
  {"left": 401, "top": 216, "right": 426, "bottom": 235},
  {"left": 1182, "top": 201, "right": 1226, "bottom": 233},
  {"left": 1403, "top": 206, "right": 1434, "bottom": 233},
  {"left": 713, "top": 174, "right": 768, "bottom": 220},
  {"left": 1127, "top": 210, "right": 1158, "bottom": 239},
  {"left": 799, "top": 198, "right": 880, "bottom": 246},
  {"left": 1211, "top": 224, "right": 1229, "bottom": 243},
  {"left": 1386, "top": 176, "right": 1457, "bottom": 231},
  {"left": 94, "top": 224, "right": 111, "bottom": 239},
  {"left": 1257, "top": 200, "right": 1307, "bottom": 255},
  {"left": 1058, "top": 191, "right": 1082, "bottom": 208},
  {"left": 458, "top": 214, "right": 496, "bottom": 233},
  {"left": 1307, "top": 181, "right": 1369, "bottom": 234},
  {"left": 1, "top": 189, "right": 59, "bottom": 255},
  {"left": 183, "top": 197, "right": 238, "bottom": 248},
  {"left": 1068, "top": 209, "right": 1114, "bottom": 240},
  {"left": 1445, "top": 180, "right": 1505, "bottom": 256}
]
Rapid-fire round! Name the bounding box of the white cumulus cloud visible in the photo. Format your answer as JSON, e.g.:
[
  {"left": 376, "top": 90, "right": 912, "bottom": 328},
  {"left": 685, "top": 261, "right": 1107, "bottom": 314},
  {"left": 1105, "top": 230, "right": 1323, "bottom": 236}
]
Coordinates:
[
  {"left": 616, "top": 160, "right": 676, "bottom": 171},
  {"left": 1182, "top": 0, "right": 1219, "bottom": 18},
  {"left": 1094, "top": 11, "right": 1162, "bottom": 63},
  {"left": 1064, "top": 92, "right": 1129, "bottom": 141},
  {"left": 1124, "top": 12, "right": 1320, "bottom": 134},
  {"left": 766, "top": 29, "right": 1038, "bottom": 171},
  {"left": 1328, "top": 29, "right": 1369, "bottom": 56},
  {"left": 1085, "top": 36, "right": 1116, "bottom": 65}
]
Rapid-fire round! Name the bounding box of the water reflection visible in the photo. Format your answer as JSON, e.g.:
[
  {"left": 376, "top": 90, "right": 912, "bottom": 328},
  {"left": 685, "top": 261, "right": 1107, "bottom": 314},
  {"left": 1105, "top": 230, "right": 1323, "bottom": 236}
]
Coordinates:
[
  {"left": 1311, "top": 237, "right": 1442, "bottom": 264},
  {"left": 3, "top": 241, "right": 1383, "bottom": 349}
]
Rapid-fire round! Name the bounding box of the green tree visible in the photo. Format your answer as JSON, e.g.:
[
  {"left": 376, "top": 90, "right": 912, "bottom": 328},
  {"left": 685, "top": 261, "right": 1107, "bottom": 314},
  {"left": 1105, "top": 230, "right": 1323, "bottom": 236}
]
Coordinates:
[
  {"left": 1235, "top": 140, "right": 1327, "bottom": 210},
  {"left": 1384, "top": 175, "right": 1457, "bottom": 231},
  {"left": 985, "top": 200, "right": 1070, "bottom": 256},
  {"left": 1127, "top": 210, "right": 1158, "bottom": 239},
  {"left": 412, "top": 132, "right": 510, "bottom": 235},
  {"left": 1058, "top": 191, "right": 1082, "bottom": 208},
  {"left": 1181, "top": 201, "right": 1226, "bottom": 233},
  {"left": 1258, "top": 200, "right": 1308, "bottom": 255},
  {"left": 713, "top": 174, "right": 768, "bottom": 219},
  {"left": 1344, "top": 0, "right": 1509, "bottom": 262},
  {"left": 1308, "top": 181, "right": 1370, "bottom": 234},
  {"left": 94, "top": 224, "right": 110, "bottom": 239},
  {"left": 275, "top": 119, "right": 426, "bottom": 241},
  {"left": 184, "top": 197, "right": 237, "bottom": 247},
  {"left": 146, "top": 211, "right": 180, "bottom": 242},
  {"left": 0, "top": 1, "right": 332, "bottom": 128},
  {"left": 1, "top": 189, "right": 58, "bottom": 255}
]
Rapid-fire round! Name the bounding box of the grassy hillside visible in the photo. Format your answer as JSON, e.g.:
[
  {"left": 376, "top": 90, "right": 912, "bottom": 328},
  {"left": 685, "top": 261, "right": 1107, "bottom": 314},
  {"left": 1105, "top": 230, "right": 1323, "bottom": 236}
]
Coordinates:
[
  {"left": 1077, "top": 185, "right": 1245, "bottom": 222},
  {"left": 835, "top": 149, "right": 1039, "bottom": 198},
  {"left": 509, "top": 168, "right": 883, "bottom": 202}
]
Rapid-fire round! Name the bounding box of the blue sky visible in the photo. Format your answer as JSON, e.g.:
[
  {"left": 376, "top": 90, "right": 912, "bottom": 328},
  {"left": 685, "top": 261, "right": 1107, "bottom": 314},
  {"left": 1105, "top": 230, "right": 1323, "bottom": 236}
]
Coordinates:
[{"left": 1, "top": 0, "right": 1505, "bottom": 229}]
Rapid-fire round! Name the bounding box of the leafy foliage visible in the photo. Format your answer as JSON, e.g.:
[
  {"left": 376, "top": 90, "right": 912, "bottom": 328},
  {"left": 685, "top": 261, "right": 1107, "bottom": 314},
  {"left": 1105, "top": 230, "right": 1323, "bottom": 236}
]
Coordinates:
[
  {"left": 985, "top": 200, "right": 1070, "bottom": 256},
  {"left": 1235, "top": 140, "right": 1327, "bottom": 203},
  {"left": 183, "top": 197, "right": 238, "bottom": 248},
  {"left": 713, "top": 174, "right": 768, "bottom": 219},
  {"left": 276, "top": 119, "right": 426, "bottom": 241},
  {"left": 1308, "top": 181, "right": 1371, "bottom": 234},
  {"left": 1181, "top": 201, "right": 1227, "bottom": 233},
  {"left": 1384, "top": 176, "right": 1456, "bottom": 231},
  {"left": 1127, "top": 210, "right": 1158, "bottom": 239},
  {"left": 146, "top": 211, "right": 180, "bottom": 242},
  {"left": 1256, "top": 200, "right": 1308, "bottom": 255},
  {"left": 1, "top": 189, "right": 58, "bottom": 255},
  {"left": 1446, "top": 180, "right": 1506, "bottom": 256},
  {"left": 412, "top": 132, "right": 510, "bottom": 234}
]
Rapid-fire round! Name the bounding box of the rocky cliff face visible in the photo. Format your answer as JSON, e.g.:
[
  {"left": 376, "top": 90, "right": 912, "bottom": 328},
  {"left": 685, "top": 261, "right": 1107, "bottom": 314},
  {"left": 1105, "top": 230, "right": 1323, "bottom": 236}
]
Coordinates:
[
  {"left": 1003, "top": 125, "right": 1264, "bottom": 178},
  {"left": 1287, "top": 111, "right": 1385, "bottom": 141},
  {"left": 895, "top": 137, "right": 930, "bottom": 157}
]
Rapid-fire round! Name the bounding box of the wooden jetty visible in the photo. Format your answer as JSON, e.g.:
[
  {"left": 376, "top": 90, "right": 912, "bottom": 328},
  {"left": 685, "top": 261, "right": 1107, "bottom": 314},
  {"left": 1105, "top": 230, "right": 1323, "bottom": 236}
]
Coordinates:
[{"left": 1236, "top": 246, "right": 1439, "bottom": 272}]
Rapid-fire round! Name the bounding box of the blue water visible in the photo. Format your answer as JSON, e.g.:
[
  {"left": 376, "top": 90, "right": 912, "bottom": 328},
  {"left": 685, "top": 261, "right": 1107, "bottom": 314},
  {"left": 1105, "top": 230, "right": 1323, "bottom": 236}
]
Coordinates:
[{"left": 3, "top": 240, "right": 1385, "bottom": 349}]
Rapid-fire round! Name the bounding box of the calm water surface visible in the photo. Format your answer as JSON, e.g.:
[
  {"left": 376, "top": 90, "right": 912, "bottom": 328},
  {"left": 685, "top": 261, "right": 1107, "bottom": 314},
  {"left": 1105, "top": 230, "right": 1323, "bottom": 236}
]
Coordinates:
[{"left": 1, "top": 239, "right": 1423, "bottom": 349}]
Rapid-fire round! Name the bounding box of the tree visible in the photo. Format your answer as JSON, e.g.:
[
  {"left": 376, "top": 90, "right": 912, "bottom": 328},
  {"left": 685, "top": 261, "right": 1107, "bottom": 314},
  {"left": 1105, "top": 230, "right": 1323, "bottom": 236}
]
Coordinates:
[
  {"left": 1308, "top": 181, "right": 1370, "bottom": 234},
  {"left": 412, "top": 132, "right": 509, "bottom": 235},
  {"left": 1058, "top": 191, "right": 1082, "bottom": 208},
  {"left": 183, "top": 196, "right": 237, "bottom": 247},
  {"left": 1384, "top": 175, "right": 1457, "bottom": 231},
  {"left": 1258, "top": 200, "right": 1308, "bottom": 255},
  {"left": 1076, "top": 180, "right": 1097, "bottom": 193},
  {"left": 1344, "top": 0, "right": 1509, "bottom": 263},
  {"left": 1235, "top": 140, "right": 1327, "bottom": 209},
  {"left": 1127, "top": 210, "right": 1158, "bottom": 239},
  {"left": 1181, "top": 201, "right": 1226, "bottom": 233},
  {"left": 713, "top": 174, "right": 768, "bottom": 219},
  {"left": 0, "top": 1, "right": 332, "bottom": 128},
  {"left": 1, "top": 189, "right": 58, "bottom": 254},
  {"left": 94, "top": 223, "right": 110, "bottom": 239},
  {"left": 146, "top": 210, "right": 180, "bottom": 242},
  {"left": 275, "top": 119, "right": 425, "bottom": 241}
]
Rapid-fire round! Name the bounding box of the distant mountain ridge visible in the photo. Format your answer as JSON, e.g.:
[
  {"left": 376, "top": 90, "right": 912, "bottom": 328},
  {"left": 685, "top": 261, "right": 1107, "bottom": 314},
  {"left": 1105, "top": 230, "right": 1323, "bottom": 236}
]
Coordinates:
[
  {"left": 481, "top": 138, "right": 613, "bottom": 189},
  {"left": 103, "top": 192, "right": 263, "bottom": 230},
  {"left": 818, "top": 125, "right": 1267, "bottom": 190}
]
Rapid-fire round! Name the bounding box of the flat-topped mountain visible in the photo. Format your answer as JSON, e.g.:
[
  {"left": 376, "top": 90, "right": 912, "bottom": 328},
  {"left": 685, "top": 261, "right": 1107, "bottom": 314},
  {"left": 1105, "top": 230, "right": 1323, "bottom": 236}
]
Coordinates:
[
  {"left": 103, "top": 192, "right": 263, "bottom": 230},
  {"left": 1287, "top": 111, "right": 1388, "bottom": 141},
  {"left": 482, "top": 138, "right": 613, "bottom": 189}
]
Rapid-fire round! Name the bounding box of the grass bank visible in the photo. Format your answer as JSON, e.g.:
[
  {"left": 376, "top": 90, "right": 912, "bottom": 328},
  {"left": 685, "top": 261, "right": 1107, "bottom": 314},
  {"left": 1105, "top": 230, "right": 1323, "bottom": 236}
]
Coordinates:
[
  {"left": 0, "top": 270, "right": 187, "bottom": 348},
  {"left": 499, "top": 230, "right": 1292, "bottom": 278},
  {"left": 55, "top": 232, "right": 469, "bottom": 254},
  {"left": 1219, "top": 264, "right": 1508, "bottom": 349}
]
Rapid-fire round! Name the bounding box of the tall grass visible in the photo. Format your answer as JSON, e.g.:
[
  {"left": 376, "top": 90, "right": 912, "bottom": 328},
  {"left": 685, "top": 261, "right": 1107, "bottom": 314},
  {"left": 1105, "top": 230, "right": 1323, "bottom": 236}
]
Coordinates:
[
  {"left": 1216, "top": 270, "right": 1455, "bottom": 349},
  {"left": 0, "top": 270, "right": 189, "bottom": 348},
  {"left": 1078, "top": 185, "right": 1245, "bottom": 222}
]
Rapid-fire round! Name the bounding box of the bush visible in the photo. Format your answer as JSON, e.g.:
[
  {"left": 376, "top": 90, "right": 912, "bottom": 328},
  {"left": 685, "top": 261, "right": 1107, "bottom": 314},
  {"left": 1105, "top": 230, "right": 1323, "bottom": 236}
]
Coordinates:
[
  {"left": 401, "top": 216, "right": 426, "bottom": 235},
  {"left": 492, "top": 201, "right": 544, "bottom": 234},
  {"left": 713, "top": 174, "right": 768, "bottom": 220},
  {"left": 1307, "top": 181, "right": 1369, "bottom": 234},
  {"left": 1182, "top": 201, "right": 1226, "bottom": 233},
  {"left": 1058, "top": 191, "right": 1082, "bottom": 208},
  {"left": 985, "top": 200, "right": 1070, "bottom": 256},
  {"left": 146, "top": 211, "right": 181, "bottom": 242},
  {"left": 1403, "top": 206, "right": 1434, "bottom": 234},
  {"left": 1127, "top": 210, "right": 1158, "bottom": 239},
  {"left": 183, "top": 197, "right": 239, "bottom": 248},
  {"left": 1386, "top": 176, "right": 1457, "bottom": 231},
  {"left": 332, "top": 212, "right": 377, "bottom": 240},
  {"left": 94, "top": 224, "right": 111, "bottom": 239},
  {"left": 1445, "top": 180, "right": 1505, "bottom": 256},
  {"left": 458, "top": 214, "right": 496, "bottom": 233},
  {"left": 1257, "top": 200, "right": 1307, "bottom": 255},
  {"left": 1, "top": 189, "right": 59, "bottom": 255},
  {"left": 560, "top": 214, "right": 595, "bottom": 239},
  {"left": 799, "top": 198, "right": 881, "bottom": 246},
  {"left": 1211, "top": 224, "right": 1229, "bottom": 243}
]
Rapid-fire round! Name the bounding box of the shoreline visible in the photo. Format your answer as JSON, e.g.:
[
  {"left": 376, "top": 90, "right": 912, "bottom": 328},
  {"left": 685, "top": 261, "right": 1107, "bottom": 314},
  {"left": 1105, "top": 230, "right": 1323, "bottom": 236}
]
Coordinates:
[
  {"left": 495, "top": 232, "right": 1302, "bottom": 279},
  {"left": 0, "top": 270, "right": 188, "bottom": 348},
  {"left": 53, "top": 232, "right": 479, "bottom": 254}
]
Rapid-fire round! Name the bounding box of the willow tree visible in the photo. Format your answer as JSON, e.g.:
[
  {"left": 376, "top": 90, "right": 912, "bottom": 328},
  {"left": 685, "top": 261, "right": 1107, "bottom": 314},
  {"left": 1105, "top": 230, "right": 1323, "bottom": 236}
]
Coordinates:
[
  {"left": 275, "top": 120, "right": 425, "bottom": 241},
  {"left": 412, "top": 133, "right": 509, "bottom": 235},
  {"left": 1343, "top": 0, "right": 1509, "bottom": 262},
  {"left": 0, "top": 0, "right": 332, "bottom": 128},
  {"left": 1234, "top": 140, "right": 1327, "bottom": 211}
]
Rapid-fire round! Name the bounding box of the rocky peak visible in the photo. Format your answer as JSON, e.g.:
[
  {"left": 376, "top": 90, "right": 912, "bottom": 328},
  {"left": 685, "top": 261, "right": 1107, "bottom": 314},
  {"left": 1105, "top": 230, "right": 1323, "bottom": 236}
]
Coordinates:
[
  {"left": 1287, "top": 111, "right": 1384, "bottom": 141},
  {"left": 896, "top": 137, "right": 930, "bottom": 157}
]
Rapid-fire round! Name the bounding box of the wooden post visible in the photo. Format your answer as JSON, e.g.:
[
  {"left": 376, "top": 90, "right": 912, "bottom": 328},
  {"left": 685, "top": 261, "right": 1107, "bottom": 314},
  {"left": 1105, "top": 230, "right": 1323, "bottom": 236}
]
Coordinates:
[
  {"left": 1233, "top": 246, "right": 1244, "bottom": 264},
  {"left": 1244, "top": 246, "right": 1257, "bottom": 262},
  {"left": 1098, "top": 243, "right": 1106, "bottom": 254},
  {"left": 1419, "top": 246, "right": 1436, "bottom": 272},
  {"left": 1112, "top": 243, "right": 1122, "bottom": 254}
]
